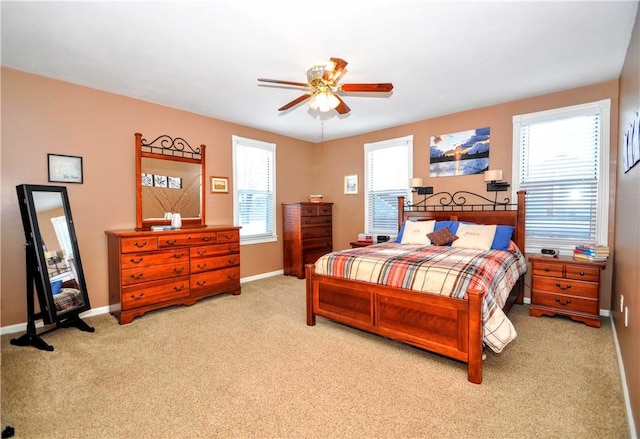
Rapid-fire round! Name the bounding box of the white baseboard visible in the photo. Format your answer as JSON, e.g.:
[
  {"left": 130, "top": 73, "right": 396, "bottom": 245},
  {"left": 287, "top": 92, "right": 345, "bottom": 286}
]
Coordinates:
[
  {"left": 1, "top": 272, "right": 285, "bottom": 336},
  {"left": 611, "top": 316, "right": 638, "bottom": 439}
]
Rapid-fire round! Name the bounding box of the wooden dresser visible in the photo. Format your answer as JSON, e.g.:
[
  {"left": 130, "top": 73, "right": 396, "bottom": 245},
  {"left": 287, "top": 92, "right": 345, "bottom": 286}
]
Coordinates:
[
  {"left": 282, "top": 202, "right": 333, "bottom": 279},
  {"left": 529, "top": 255, "right": 605, "bottom": 328},
  {"left": 105, "top": 226, "right": 241, "bottom": 324}
]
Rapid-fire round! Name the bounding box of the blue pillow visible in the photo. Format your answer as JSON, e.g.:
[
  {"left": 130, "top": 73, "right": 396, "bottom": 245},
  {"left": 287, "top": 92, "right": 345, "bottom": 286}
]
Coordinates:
[
  {"left": 434, "top": 221, "right": 459, "bottom": 234},
  {"left": 395, "top": 221, "right": 407, "bottom": 242},
  {"left": 50, "top": 279, "right": 63, "bottom": 295},
  {"left": 491, "top": 225, "right": 515, "bottom": 250}
]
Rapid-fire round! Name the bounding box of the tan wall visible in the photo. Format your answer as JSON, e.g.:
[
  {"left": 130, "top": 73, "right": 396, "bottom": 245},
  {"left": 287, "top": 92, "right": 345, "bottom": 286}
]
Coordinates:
[
  {"left": 613, "top": 6, "right": 640, "bottom": 434},
  {"left": 1, "top": 67, "right": 315, "bottom": 327},
  {"left": 315, "top": 80, "right": 619, "bottom": 307}
]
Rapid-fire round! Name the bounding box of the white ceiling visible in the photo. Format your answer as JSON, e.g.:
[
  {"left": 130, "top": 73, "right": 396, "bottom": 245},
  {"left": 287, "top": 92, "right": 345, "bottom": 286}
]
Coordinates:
[{"left": 1, "top": 1, "right": 637, "bottom": 143}]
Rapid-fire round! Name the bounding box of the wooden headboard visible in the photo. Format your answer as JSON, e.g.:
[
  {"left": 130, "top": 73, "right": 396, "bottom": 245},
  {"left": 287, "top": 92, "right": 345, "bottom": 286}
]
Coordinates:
[{"left": 398, "top": 190, "right": 526, "bottom": 252}]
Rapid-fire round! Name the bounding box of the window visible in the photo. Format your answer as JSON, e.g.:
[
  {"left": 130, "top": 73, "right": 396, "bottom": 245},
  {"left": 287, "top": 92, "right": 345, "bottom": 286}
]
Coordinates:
[
  {"left": 232, "top": 135, "right": 276, "bottom": 244},
  {"left": 512, "top": 100, "right": 610, "bottom": 254},
  {"left": 364, "top": 135, "right": 413, "bottom": 236}
]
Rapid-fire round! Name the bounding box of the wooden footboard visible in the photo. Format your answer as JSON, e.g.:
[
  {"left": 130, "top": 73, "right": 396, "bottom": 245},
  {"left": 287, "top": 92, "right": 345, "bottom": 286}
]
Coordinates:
[{"left": 305, "top": 264, "right": 485, "bottom": 384}]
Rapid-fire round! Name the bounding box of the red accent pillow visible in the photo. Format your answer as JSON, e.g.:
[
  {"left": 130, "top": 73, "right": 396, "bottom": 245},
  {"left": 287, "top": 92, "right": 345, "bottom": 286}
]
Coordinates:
[{"left": 427, "top": 227, "right": 459, "bottom": 246}]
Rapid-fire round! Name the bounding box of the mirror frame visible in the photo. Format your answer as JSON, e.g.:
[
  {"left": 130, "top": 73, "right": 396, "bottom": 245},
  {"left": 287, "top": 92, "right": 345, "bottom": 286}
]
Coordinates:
[
  {"left": 135, "top": 133, "right": 206, "bottom": 230},
  {"left": 16, "top": 184, "right": 92, "bottom": 324}
]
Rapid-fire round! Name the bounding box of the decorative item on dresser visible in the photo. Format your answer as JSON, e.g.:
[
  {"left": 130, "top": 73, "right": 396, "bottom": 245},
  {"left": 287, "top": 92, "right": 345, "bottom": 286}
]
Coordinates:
[
  {"left": 282, "top": 202, "right": 333, "bottom": 279},
  {"left": 528, "top": 255, "right": 605, "bottom": 328},
  {"left": 105, "top": 227, "right": 241, "bottom": 324}
]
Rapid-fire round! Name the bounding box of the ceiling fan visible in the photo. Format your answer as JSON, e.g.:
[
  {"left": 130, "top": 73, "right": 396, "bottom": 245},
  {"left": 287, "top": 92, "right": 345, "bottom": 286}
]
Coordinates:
[{"left": 258, "top": 57, "right": 393, "bottom": 114}]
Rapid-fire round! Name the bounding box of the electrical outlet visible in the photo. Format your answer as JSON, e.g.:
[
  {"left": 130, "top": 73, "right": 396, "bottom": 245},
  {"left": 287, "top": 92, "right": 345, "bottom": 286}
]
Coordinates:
[
  {"left": 620, "top": 294, "right": 624, "bottom": 312},
  {"left": 625, "top": 306, "right": 629, "bottom": 327}
]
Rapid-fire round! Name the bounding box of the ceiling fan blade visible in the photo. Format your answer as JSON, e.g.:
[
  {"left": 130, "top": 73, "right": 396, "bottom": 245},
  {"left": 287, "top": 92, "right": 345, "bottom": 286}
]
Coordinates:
[
  {"left": 340, "top": 83, "right": 394, "bottom": 92},
  {"left": 325, "top": 57, "right": 348, "bottom": 82},
  {"left": 278, "top": 94, "right": 311, "bottom": 111},
  {"left": 334, "top": 95, "right": 351, "bottom": 114},
  {"left": 258, "top": 78, "right": 309, "bottom": 88}
]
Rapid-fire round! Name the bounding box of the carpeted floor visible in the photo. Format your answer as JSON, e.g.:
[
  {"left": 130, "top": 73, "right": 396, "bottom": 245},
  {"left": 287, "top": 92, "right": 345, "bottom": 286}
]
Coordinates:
[{"left": 1, "top": 275, "right": 630, "bottom": 438}]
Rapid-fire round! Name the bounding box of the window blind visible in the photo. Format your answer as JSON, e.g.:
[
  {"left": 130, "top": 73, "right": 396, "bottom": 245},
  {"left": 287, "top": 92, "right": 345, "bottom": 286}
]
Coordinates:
[
  {"left": 232, "top": 136, "right": 276, "bottom": 243},
  {"left": 364, "top": 136, "right": 412, "bottom": 235},
  {"left": 515, "top": 100, "right": 609, "bottom": 253}
]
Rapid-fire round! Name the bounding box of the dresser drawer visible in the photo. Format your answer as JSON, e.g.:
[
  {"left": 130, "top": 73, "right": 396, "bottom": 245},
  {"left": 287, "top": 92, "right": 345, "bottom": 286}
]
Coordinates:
[
  {"left": 121, "top": 236, "right": 158, "bottom": 253},
  {"left": 302, "top": 237, "right": 332, "bottom": 254},
  {"left": 190, "top": 243, "right": 239, "bottom": 258},
  {"left": 217, "top": 230, "right": 239, "bottom": 243},
  {"left": 301, "top": 216, "right": 332, "bottom": 226},
  {"left": 121, "top": 261, "right": 189, "bottom": 286},
  {"left": 190, "top": 254, "right": 240, "bottom": 274},
  {"left": 158, "top": 232, "right": 216, "bottom": 248},
  {"left": 190, "top": 267, "right": 240, "bottom": 294},
  {"left": 301, "top": 204, "right": 332, "bottom": 216},
  {"left": 120, "top": 249, "right": 188, "bottom": 269},
  {"left": 532, "top": 276, "right": 599, "bottom": 299},
  {"left": 531, "top": 290, "right": 598, "bottom": 315},
  {"left": 121, "top": 276, "right": 190, "bottom": 310},
  {"left": 565, "top": 265, "right": 600, "bottom": 282},
  {"left": 302, "top": 227, "right": 332, "bottom": 239}
]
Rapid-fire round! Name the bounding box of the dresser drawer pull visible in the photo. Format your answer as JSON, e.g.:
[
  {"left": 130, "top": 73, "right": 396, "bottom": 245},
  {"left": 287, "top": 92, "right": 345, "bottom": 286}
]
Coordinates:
[
  {"left": 197, "top": 263, "right": 207, "bottom": 270},
  {"left": 164, "top": 239, "right": 177, "bottom": 246},
  {"left": 555, "top": 283, "right": 572, "bottom": 290},
  {"left": 130, "top": 292, "right": 144, "bottom": 300},
  {"left": 173, "top": 285, "right": 186, "bottom": 291},
  {"left": 173, "top": 267, "right": 184, "bottom": 274},
  {"left": 227, "top": 274, "right": 238, "bottom": 280},
  {"left": 129, "top": 257, "right": 144, "bottom": 264},
  {"left": 544, "top": 268, "right": 550, "bottom": 272},
  {"left": 174, "top": 252, "right": 185, "bottom": 259},
  {"left": 222, "top": 234, "right": 234, "bottom": 240},
  {"left": 196, "top": 280, "right": 207, "bottom": 287},
  {"left": 228, "top": 258, "right": 238, "bottom": 264},
  {"left": 197, "top": 249, "right": 207, "bottom": 256},
  {"left": 202, "top": 236, "right": 212, "bottom": 242},
  {"left": 129, "top": 273, "right": 144, "bottom": 280},
  {"left": 134, "top": 241, "right": 147, "bottom": 248},
  {"left": 555, "top": 297, "right": 572, "bottom": 305}
]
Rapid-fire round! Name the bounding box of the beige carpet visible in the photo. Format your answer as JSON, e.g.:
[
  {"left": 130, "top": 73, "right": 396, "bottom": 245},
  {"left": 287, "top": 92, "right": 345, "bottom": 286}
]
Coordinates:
[{"left": 1, "top": 275, "right": 629, "bottom": 438}]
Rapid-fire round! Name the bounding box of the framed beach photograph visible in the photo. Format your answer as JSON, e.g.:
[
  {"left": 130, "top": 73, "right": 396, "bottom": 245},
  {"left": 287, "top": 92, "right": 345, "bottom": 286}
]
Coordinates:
[
  {"left": 211, "top": 176, "right": 229, "bottom": 193},
  {"left": 344, "top": 174, "right": 358, "bottom": 195},
  {"left": 48, "top": 154, "right": 83, "bottom": 184}
]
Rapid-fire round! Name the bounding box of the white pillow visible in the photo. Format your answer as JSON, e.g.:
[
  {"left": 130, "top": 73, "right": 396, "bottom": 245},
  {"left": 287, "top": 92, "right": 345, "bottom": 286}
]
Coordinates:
[
  {"left": 400, "top": 220, "right": 436, "bottom": 245},
  {"left": 451, "top": 223, "right": 497, "bottom": 250}
]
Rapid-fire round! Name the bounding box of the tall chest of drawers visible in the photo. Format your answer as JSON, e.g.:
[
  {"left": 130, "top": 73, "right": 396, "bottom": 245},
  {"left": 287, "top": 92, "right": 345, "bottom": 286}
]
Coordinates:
[
  {"left": 528, "top": 255, "right": 605, "bottom": 328},
  {"left": 106, "top": 227, "right": 241, "bottom": 324},
  {"left": 282, "top": 202, "right": 333, "bottom": 279}
]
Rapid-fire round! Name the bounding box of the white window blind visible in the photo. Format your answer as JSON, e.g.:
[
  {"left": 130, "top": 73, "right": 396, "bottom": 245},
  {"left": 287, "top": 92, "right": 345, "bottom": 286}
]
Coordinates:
[
  {"left": 232, "top": 135, "right": 276, "bottom": 244},
  {"left": 364, "top": 135, "right": 413, "bottom": 235},
  {"left": 513, "top": 100, "right": 610, "bottom": 254}
]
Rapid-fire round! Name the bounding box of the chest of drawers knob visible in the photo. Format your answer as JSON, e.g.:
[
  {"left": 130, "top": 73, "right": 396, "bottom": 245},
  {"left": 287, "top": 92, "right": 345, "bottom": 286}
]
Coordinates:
[
  {"left": 555, "top": 283, "right": 572, "bottom": 290},
  {"left": 134, "top": 241, "right": 148, "bottom": 248},
  {"left": 555, "top": 297, "right": 572, "bottom": 305}
]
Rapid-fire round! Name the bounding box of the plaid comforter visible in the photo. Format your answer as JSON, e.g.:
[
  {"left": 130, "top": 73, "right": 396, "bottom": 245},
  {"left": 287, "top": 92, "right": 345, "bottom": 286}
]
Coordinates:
[{"left": 314, "top": 242, "right": 528, "bottom": 353}]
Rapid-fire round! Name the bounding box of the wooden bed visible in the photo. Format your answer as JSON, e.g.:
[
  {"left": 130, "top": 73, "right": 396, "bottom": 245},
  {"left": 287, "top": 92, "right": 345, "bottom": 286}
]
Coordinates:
[{"left": 305, "top": 190, "right": 526, "bottom": 384}]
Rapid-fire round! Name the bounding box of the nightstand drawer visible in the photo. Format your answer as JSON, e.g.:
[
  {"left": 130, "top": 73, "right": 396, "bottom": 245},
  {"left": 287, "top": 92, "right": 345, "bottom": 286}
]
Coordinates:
[
  {"left": 565, "top": 265, "right": 600, "bottom": 282},
  {"left": 532, "top": 262, "right": 563, "bottom": 278},
  {"left": 532, "top": 276, "right": 599, "bottom": 299},
  {"left": 532, "top": 291, "right": 598, "bottom": 315}
]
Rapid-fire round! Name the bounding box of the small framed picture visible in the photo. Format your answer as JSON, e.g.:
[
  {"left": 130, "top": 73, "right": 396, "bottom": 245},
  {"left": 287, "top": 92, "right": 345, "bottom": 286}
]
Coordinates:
[
  {"left": 154, "top": 175, "right": 168, "bottom": 188},
  {"left": 168, "top": 176, "right": 182, "bottom": 189},
  {"left": 344, "top": 174, "right": 358, "bottom": 195},
  {"left": 211, "top": 176, "right": 229, "bottom": 193},
  {"left": 48, "top": 154, "right": 83, "bottom": 184},
  {"left": 141, "top": 173, "right": 153, "bottom": 187}
]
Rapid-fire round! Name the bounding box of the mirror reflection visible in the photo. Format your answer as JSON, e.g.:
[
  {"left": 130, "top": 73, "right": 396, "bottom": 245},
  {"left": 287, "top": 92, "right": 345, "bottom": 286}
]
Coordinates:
[
  {"left": 141, "top": 157, "right": 201, "bottom": 220},
  {"left": 32, "top": 191, "right": 86, "bottom": 315}
]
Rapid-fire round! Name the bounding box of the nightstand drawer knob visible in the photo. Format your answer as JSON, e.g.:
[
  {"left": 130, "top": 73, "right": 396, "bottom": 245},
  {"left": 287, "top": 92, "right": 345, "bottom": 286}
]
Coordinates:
[
  {"left": 555, "top": 283, "right": 572, "bottom": 290},
  {"left": 545, "top": 268, "right": 550, "bottom": 272},
  {"left": 555, "top": 298, "right": 572, "bottom": 305},
  {"left": 579, "top": 271, "right": 585, "bottom": 276}
]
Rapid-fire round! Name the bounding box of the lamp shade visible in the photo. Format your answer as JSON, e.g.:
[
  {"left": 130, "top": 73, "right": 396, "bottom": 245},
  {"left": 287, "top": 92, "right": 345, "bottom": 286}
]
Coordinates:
[
  {"left": 484, "top": 169, "right": 502, "bottom": 182},
  {"left": 410, "top": 178, "right": 424, "bottom": 188}
]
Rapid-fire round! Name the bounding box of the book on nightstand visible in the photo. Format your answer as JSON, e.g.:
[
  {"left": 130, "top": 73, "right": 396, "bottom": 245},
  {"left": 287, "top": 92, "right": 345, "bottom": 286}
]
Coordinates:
[{"left": 573, "top": 244, "right": 609, "bottom": 262}]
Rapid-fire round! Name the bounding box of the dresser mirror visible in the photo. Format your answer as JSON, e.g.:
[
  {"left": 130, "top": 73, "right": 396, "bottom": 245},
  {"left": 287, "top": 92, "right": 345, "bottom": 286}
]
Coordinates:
[
  {"left": 14, "top": 184, "right": 94, "bottom": 351},
  {"left": 136, "top": 133, "right": 207, "bottom": 230}
]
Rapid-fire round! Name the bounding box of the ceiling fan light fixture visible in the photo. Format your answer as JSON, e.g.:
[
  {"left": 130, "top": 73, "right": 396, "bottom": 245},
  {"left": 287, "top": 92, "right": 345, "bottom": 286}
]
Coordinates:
[
  {"left": 309, "top": 90, "right": 340, "bottom": 112},
  {"left": 306, "top": 61, "right": 335, "bottom": 82}
]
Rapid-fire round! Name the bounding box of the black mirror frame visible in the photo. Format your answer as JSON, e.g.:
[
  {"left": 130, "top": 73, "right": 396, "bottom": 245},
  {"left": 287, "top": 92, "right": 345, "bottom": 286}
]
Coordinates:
[{"left": 14, "top": 184, "right": 93, "bottom": 350}]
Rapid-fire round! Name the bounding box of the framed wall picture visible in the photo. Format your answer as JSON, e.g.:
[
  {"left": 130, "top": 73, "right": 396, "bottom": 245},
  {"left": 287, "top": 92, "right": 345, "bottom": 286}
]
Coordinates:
[
  {"left": 211, "top": 176, "right": 229, "bottom": 193},
  {"left": 47, "top": 154, "right": 83, "bottom": 184},
  {"left": 344, "top": 174, "right": 358, "bottom": 195}
]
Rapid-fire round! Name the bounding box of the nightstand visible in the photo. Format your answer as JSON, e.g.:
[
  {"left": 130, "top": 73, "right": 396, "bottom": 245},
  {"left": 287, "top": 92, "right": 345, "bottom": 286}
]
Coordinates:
[
  {"left": 528, "top": 255, "right": 606, "bottom": 328},
  {"left": 349, "top": 241, "right": 373, "bottom": 248}
]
